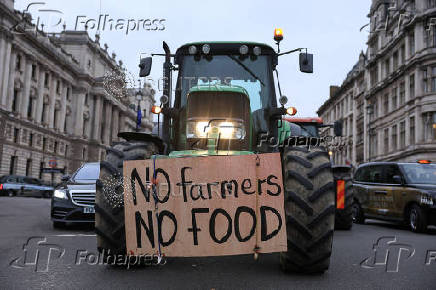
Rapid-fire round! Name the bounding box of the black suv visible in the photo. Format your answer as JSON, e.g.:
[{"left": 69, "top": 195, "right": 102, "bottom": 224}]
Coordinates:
[
  {"left": 352, "top": 161, "right": 436, "bottom": 232},
  {"left": 51, "top": 163, "right": 99, "bottom": 228}
]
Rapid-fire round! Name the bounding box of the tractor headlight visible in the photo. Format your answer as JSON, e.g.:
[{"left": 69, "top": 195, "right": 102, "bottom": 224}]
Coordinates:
[
  {"left": 53, "top": 189, "right": 68, "bottom": 199},
  {"left": 187, "top": 120, "right": 245, "bottom": 140}
]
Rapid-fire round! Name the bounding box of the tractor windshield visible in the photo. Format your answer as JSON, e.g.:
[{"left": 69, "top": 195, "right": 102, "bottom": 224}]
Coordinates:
[{"left": 178, "top": 55, "right": 276, "bottom": 111}]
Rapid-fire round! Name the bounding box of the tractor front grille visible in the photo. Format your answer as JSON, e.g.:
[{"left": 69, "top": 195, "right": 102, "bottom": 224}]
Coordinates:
[{"left": 70, "top": 190, "right": 95, "bottom": 207}]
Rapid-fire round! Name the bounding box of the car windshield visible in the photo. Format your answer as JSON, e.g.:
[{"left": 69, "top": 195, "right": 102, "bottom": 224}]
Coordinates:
[
  {"left": 73, "top": 163, "right": 100, "bottom": 181},
  {"left": 400, "top": 163, "right": 436, "bottom": 185},
  {"left": 179, "top": 55, "right": 275, "bottom": 111}
]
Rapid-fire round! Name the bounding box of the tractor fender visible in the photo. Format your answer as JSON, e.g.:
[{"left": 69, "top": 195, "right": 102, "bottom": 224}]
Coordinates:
[
  {"left": 118, "top": 132, "right": 167, "bottom": 154},
  {"left": 331, "top": 165, "right": 353, "bottom": 180}
]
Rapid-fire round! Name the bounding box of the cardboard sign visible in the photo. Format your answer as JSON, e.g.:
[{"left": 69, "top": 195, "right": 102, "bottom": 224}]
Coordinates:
[{"left": 123, "top": 153, "right": 287, "bottom": 257}]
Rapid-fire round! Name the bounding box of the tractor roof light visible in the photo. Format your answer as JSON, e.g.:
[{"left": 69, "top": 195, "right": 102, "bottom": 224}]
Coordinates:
[
  {"left": 202, "top": 44, "right": 210, "bottom": 55},
  {"left": 286, "top": 107, "right": 297, "bottom": 116},
  {"left": 417, "top": 160, "right": 432, "bottom": 164},
  {"left": 188, "top": 45, "right": 197, "bottom": 55},
  {"left": 253, "top": 46, "right": 261, "bottom": 56},
  {"left": 239, "top": 45, "right": 249, "bottom": 55},
  {"left": 151, "top": 105, "right": 162, "bottom": 114},
  {"left": 274, "top": 28, "right": 283, "bottom": 42}
]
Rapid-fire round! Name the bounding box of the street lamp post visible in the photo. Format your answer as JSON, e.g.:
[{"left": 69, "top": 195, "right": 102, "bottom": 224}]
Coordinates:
[{"left": 135, "top": 82, "right": 143, "bottom": 133}]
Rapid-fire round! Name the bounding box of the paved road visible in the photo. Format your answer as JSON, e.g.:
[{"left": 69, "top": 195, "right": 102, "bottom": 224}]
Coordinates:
[{"left": 1, "top": 196, "right": 435, "bottom": 289}]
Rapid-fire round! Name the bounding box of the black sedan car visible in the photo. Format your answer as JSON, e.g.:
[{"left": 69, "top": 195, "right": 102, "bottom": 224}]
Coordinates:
[{"left": 51, "top": 162, "right": 99, "bottom": 228}]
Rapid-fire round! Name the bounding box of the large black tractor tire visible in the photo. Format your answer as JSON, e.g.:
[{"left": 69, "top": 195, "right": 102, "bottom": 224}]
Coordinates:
[
  {"left": 280, "top": 147, "right": 335, "bottom": 274},
  {"left": 95, "top": 141, "right": 158, "bottom": 263},
  {"left": 334, "top": 178, "right": 354, "bottom": 230}
]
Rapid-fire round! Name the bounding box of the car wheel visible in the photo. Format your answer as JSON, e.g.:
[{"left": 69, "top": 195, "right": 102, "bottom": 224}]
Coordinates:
[
  {"left": 7, "top": 190, "right": 15, "bottom": 197},
  {"left": 352, "top": 201, "right": 365, "bottom": 224},
  {"left": 409, "top": 204, "right": 427, "bottom": 233}
]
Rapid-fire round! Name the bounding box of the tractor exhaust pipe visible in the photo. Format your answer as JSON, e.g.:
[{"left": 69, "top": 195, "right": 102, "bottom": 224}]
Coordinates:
[{"left": 162, "top": 41, "right": 172, "bottom": 146}]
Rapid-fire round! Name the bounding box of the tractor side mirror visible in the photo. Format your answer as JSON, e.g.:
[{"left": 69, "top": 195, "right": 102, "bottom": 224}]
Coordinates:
[
  {"left": 392, "top": 175, "right": 404, "bottom": 185},
  {"left": 299, "top": 53, "right": 313, "bottom": 73},
  {"left": 333, "top": 120, "right": 343, "bottom": 137},
  {"left": 139, "top": 57, "right": 152, "bottom": 77}
]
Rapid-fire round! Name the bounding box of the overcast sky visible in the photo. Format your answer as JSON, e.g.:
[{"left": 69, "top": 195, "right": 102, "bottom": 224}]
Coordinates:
[{"left": 14, "top": 0, "right": 371, "bottom": 117}]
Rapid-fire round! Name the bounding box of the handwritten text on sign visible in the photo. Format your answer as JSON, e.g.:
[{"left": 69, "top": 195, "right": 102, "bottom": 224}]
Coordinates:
[{"left": 123, "top": 153, "right": 287, "bottom": 257}]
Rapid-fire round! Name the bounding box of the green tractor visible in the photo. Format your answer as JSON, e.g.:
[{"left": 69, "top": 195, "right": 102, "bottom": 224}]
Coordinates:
[{"left": 95, "top": 33, "right": 336, "bottom": 273}]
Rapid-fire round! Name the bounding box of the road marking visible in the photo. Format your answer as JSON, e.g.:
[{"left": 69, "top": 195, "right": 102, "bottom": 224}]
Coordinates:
[{"left": 51, "top": 234, "right": 96, "bottom": 237}]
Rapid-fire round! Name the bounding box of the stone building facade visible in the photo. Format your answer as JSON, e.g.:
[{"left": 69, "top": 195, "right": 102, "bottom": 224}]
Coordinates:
[
  {"left": 318, "top": 0, "right": 436, "bottom": 166},
  {"left": 0, "top": 0, "right": 154, "bottom": 184}
]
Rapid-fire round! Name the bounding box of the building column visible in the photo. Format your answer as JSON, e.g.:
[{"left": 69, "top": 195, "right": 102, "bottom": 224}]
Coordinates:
[
  {"left": 59, "top": 84, "right": 67, "bottom": 132},
  {"left": 20, "top": 57, "right": 33, "bottom": 118},
  {"left": 2, "top": 42, "right": 12, "bottom": 108},
  {"left": 48, "top": 74, "right": 56, "bottom": 128},
  {"left": 415, "top": 106, "right": 423, "bottom": 143},
  {"left": 92, "top": 95, "right": 103, "bottom": 140},
  {"left": 405, "top": 116, "right": 410, "bottom": 147},
  {"left": 103, "top": 102, "right": 112, "bottom": 145},
  {"left": 111, "top": 107, "right": 119, "bottom": 142},
  {"left": 0, "top": 36, "right": 6, "bottom": 99},
  {"left": 35, "top": 66, "right": 46, "bottom": 123},
  {"left": 363, "top": 98, "right": 368, "bottom": 162},
  {"left": 73, "top": 89, "right": 86, "bottom": 137}
]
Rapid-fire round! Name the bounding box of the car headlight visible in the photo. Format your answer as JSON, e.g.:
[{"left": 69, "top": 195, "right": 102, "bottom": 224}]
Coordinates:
[
  {"left": 53, "top": 189, "right": 68, "bottom": 199},
  {"left": 186, "top": 120, "right": 245, "bottom": 140},
  {"left": 420, "top": 193, "right": 434, "bottom": 206}
]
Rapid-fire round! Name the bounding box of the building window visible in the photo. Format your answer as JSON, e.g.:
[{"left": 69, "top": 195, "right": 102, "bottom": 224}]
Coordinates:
[
  {"left": 424, "top": 112, "right": 436, "bottom": 140},
  {"left": 399, "top": 82, "right": 405, "bottom": 106},
  {"left": 43, "top": 137, "right": 47, "bottom": 151},
  {"left": 393, "top": 51, "right": 398, "bottom": 71},
  {"left": 410, "top": 116, "right": 415, "bottom": 144},
  {"left": 432, "top": 67, "right": 436, "bottom": 92},
  {"left": 409, "top": 30, "right": 415, "bottom": 56},
  {"left": 423, "top": 69, "right": 428, "bottom": 93},
  {"left": 12, "top": 89, "right": 18, "bottom": 112},
  {"left": 384, "top": 128, "right": 389, "bottom": 154},
  {"left": 44, "top": 73, "right": 49, "bottom": 88},
  {"left": 31, "top": 64, "right": 37, "bottom": 80},
  {"left": 56, "top": 80, "right": 61, "bottom": 94},
  {"left": 66, "top": 87, "right": 70, "bottom": 101},
  {"left": 428, "top": 0, "right": 436, "bottom": 8},
  {"left": 65, "top": 144, "right": 69, "bottom": 157},
  {"left": 29, "top": 133, "right": 34, "bottom": 146},
  {"left": 39, "top": 162, "right": 44, "bottom": 179},
  {"left": 26, "top": 159, "right": 32, "bottom": 176},
  {"left": 13, "top": 128, "right": 19, "bottom": 143},
  {"left": 15, "top": 55, "right": 21, "bottom": 70},
  {"left": 400, "top": 121, "right": 406, "bottom": 148},
  {"left": 82, "top": 147, "right": 87, "bottom": 160},
  {"left": 384, "top": 58, "right": 390, "bottom": 77},
  {"left": 409, "top": 74, "right": 415, "bottom": 98},
  {"left": 384, "top": 94, "right": 389, "bottom": 114},
  {"left": 85, "top": 94, "right": 88, "bottom": 105},
  {"left": 392, "top": 125, "right": 398, "bottom": 151},
  {"left": 54, "top": 109, "right": 59, "bottom": 129},
  {"left": 27, "top": 99, "right": 33, "bottom": 119},
  {"left": 400, "top": 44, "right": 406, "bottom": 64},
  {"left": 370, "top": 67, "right": 378, "bottom": 87},
  {"left": 9, "top": 156, "right": 17, "bottom": 175},
  {"left": 392, "top": 87, "right": 397, "bottom": 110},
  {"left": 54, "top": 141, "right": 58, "bottom": 154},
  {"left": 370, "top": 130, "right": 377, "bottom": 158}
]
